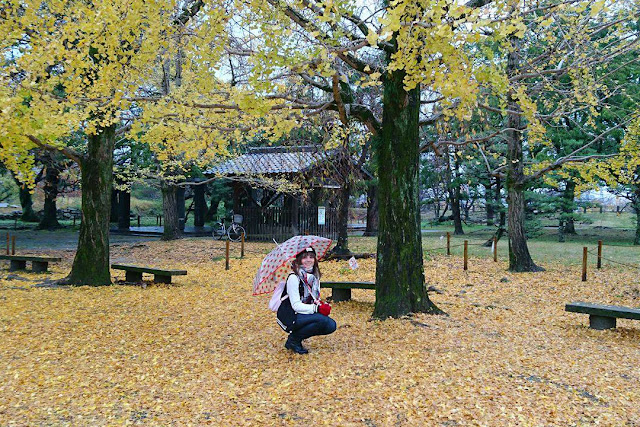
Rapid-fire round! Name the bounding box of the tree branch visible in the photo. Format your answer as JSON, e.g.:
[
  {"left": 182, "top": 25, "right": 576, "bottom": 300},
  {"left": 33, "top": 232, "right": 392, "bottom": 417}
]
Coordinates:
[{"left": 27, "top": 135, "right": 84, "bottom": 165}]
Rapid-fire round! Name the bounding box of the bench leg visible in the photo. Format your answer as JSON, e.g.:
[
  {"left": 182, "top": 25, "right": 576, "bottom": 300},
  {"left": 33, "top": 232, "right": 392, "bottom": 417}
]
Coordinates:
[
  {"left": 154, "top": 274, "right": 171, "bottom": 284},
  {"left": 32, "top": 261, "right": 49, "bottom": 273},
  {"left": 589, "top": 315, "right": 616, "bottom": 330},
  {"left": 9, "top": 260, "right": 27, "bottom": 271},
  {"left": 332, "top": 288, "right": 351, "bottom": 302},
  {"left": 125, "top": 271, "right": 143, "bottom": 282}
]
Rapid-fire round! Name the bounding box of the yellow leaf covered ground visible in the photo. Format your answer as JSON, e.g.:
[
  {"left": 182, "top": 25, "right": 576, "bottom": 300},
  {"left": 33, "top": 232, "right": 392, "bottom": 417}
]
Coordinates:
[{"left": 1, "top": 238, "right": 639, "bottom": 425}]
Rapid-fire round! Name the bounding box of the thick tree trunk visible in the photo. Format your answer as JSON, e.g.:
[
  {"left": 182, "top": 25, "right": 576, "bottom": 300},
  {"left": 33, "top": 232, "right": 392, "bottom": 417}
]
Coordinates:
[
  {"left": 373, "top": 65, "right": 441, "bottom": 319},
  {"left": 563, "top": 180, "right": 576, "bottom": 234},
  {"left": 558, "top": 220, "right": 565, "bottom": 242},
  {"left": 64, "top": 125, "right": 115, "bottom": 285},
  {"left": 505, "top": 39, "right": 542, "bottom": 272},
  {"left": 162, "top": 183, "right": 181, "bottom": 240},
  {"left": 37, "top": 164, "right": 61, "bottom": 229},
  {"left": 333, "top": 181, "right": 350, "bottom": 254},
  {"left": 364, "top": 182, "right": 378, "bottom": 236},
  {"left": 507, "top": 183, "right": 543, "bottom": 271}
]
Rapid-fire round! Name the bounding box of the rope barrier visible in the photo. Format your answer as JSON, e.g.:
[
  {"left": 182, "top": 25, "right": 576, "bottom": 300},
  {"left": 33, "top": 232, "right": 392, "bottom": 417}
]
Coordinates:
[{"left": 586, "top": 248, "right": 639, "bottom": 269}]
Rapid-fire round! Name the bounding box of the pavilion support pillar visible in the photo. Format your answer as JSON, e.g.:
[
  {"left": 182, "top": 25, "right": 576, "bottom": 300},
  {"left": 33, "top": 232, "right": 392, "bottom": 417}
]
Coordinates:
[
  {"left": 194, "top": 183, "right": 206, "bottom": 228},
  {"left": 177, "top": 187, "right": 186, "bottom": 230},
  {"left": 117, "top": 190, "right": 130, "bottom": 230}
]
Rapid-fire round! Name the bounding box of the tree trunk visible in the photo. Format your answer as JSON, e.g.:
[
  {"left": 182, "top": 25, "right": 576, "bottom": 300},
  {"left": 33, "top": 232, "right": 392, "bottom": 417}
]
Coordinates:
[
  {"left": 451, "top": 186, "right": 464, "bottom": 235},
  {"left": 506, "top": 182, "right": 543, "bottom": 271},
  {"left": 563, "top": 180, "right": 576, "bottom": 234},
  {"left": 64, "top": 125, "right": 115, "bottom": 285},
  {"left": 558, "top": 220, "right": 565, "bottom": 242},
  {"left": 37, "top": 164, "right": 61, "bottom": 229},
  {"left": 505, "top": 39, "right": 542, "bottom": 272},
  {"left": 333, "top": 181, "right": 350, "bottom": 254},
  {"left": 485, "top": 182, "right": 494, "bottom": 226},
  {"left": 364, "top": 182, "right": 378, "bottom": 236},
  {"left": 162, "top": 183, "right": 181, "bottom": 240},
  {"left": 373, "top": 63, "right": 441, "bottom": 319},
  {"left": 445, "top": 148, "right": 464, "bottom": 235},
  {"left": 15, "top": 179, "right": 39, "bottom": 222}
]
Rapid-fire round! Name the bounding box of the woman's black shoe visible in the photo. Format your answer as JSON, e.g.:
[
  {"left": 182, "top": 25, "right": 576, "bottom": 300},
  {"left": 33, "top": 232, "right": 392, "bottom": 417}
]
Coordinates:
[{"left": 285, "top": 340, "right": 308, "bottom": 354}]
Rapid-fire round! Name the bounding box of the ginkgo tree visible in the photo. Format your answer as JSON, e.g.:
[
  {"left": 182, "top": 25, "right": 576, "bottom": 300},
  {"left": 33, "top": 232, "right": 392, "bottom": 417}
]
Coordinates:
[
  {"left": 418, "top": 0, "right": 640, "bottom": 271},
  {"left": 0, "top": 0, "right": 234, "bottom": 284}
]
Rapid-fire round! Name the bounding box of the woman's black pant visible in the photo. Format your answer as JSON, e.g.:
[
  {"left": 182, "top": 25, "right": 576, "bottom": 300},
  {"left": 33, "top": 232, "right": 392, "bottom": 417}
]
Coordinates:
[{"left": 288, "top": 313, "right": 336, "bottom": 343}]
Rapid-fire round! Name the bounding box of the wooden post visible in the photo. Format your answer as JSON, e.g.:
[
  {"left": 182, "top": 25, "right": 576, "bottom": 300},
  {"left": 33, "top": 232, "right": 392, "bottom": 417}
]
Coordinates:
[
  {"left": 597, "top": 240, "right": 602, "bottom": 269},
  {"left": 137, "top": 215, "right": 141, "bottom": 227},
  {"left": 225, "top": 239, "right": 230, "bottom": 271},
  {"left": 6, "top": 232, "right": 9, "bottom": 255},
  {"left": 463, "top": 240, "right": 468, "bottom": 271},
  {"left": 447, "top": 232, "right": 451, "bottom": 256},
  {"left": 493, "top": 236, "right": 497, "bottom": 262},
  {"left": 11, "top": 235, "right": 16, "bottom": 255},
  {"left": 241, "top": 232, "right": 245, "bottom": 258},
  {"left": 159, "top": 215, "right": 162, "bottom": 226},
  {"left": 582, "top": 247, "right": 587, "bottom": 282},
  {"left": 73, "top": 216, "right": 76, "bottom": 226}
]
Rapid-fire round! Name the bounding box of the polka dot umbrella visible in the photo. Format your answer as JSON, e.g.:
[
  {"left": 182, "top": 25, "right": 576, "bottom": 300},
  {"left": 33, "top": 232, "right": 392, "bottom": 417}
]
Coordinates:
[{"left": 252, "top": 235, "right": 332, "bottom": 295}]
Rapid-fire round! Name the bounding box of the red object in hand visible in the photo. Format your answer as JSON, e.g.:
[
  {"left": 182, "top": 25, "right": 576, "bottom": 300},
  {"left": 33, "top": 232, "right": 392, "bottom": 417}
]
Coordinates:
[{"left": 318, "top": 302, "right": 331, "bottom": 316}]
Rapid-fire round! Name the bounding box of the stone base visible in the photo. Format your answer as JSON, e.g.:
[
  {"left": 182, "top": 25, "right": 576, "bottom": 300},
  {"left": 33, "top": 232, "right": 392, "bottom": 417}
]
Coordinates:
[
  {"left": 125, "top": 271, "right": 143, "bottom": 282},
  {"left": 589, "top": 315, "right": 616, "bottom": 330},
  {"left": 32, "top": 261, "right": 49, "bottom": 273},
  {"left": 9, "top": 260, "right": 27, "bottom": 271},
  {"left": 332, "top": 288, "right": 352, "bottom": 302}
]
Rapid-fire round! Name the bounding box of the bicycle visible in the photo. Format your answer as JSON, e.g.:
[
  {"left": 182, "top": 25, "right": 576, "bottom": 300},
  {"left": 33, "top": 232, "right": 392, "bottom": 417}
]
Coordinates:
[{"left": 212, "top": 213, "right": 246, "bottom": 242}]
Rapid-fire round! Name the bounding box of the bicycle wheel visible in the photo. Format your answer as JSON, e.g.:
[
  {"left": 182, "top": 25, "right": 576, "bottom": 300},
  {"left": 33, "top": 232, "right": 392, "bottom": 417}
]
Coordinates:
[
  {"left": 212, "top": 222, "right": 225, "bottom": 240},
  {"left": 227, "top": 225, "right": 245, "bottom": 242}
]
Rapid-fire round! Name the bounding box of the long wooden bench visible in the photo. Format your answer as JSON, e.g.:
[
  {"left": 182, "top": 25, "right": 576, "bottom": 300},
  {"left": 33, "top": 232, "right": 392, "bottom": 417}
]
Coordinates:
[
  {"left": 0, "top": 255, "right": 61, "bottom": 272},
  {"left": 111, "top": 264, "right": 187, "bottom": 284},
  {"left": 565, "top": 301, "right": 640, "bottom": 330},
  {"left": 322, "top": 281, "right": 375, "bottom": 302}
]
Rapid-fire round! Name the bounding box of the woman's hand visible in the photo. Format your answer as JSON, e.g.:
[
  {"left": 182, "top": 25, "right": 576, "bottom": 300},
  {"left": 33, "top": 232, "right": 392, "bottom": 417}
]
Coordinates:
[{"left": 318, "top": 302, "right": 331, "bottom": 316}]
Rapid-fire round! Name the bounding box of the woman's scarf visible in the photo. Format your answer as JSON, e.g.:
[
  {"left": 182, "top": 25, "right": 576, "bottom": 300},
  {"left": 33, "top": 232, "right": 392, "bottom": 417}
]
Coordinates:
[{"left": 297, "top": 268, "right": 320, "bottom": 304}]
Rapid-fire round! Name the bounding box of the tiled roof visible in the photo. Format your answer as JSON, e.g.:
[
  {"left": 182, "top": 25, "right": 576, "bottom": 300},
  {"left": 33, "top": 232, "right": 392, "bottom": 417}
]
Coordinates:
[{"left": 206, "top": 146, "right": 328, "bottom": 176}]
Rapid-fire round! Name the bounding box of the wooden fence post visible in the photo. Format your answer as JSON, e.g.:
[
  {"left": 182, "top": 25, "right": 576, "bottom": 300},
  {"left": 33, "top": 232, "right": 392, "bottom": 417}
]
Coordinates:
[
  {"left": 225, "top": 239, "right": 230, "bottom": 271},
  {"left": 137, "top": 215, "right": 141, "bottom": 227},
  {"left": 463, "top": 240, "right": 468, "bottom": 271},
  {"left": 11, "top": 235, "right": 16, "bottom": 255},
  {"left": 597, "top": 240, "right": 602, "bottom": 269},
  {"left": 6, "top": 232, "right": 9, "bottom": 255},
  {"left": 241, "top": 232, "right": 245, "bottom": 258},
  {"left": 493, "top": 236, "right": 497, "bottom": 262},
  {"left": 582, "top": 247, "right": 587, "bottom": 282},
  {"left": 447, "top": 232, "right": 451, "bottom": 256}
]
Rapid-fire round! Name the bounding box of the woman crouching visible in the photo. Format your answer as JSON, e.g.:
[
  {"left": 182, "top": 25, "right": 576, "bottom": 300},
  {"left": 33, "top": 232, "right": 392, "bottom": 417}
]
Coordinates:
[{"left": 283, "top": 247, "right": 336, "bottom": 354}]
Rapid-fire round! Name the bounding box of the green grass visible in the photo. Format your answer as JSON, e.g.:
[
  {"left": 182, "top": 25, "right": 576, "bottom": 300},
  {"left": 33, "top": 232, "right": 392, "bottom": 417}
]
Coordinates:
[{"left": 348, "top": 218, "right": 640, "bottom": 269}]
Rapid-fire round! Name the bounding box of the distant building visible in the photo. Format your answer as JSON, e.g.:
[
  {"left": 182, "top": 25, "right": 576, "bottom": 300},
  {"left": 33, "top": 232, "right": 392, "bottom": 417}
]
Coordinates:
[{"left": 206, "top": 145, "right": 371, "bottom": 241}]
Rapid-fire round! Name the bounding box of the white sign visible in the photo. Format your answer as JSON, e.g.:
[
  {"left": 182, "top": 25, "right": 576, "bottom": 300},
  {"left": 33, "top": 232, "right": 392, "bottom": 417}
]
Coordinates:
[
  {"left": 318, "top": 206, "right": 326, "bottom": 225},
  {"left": 348, "top": 256, "right": 359, "bottom": 270}
]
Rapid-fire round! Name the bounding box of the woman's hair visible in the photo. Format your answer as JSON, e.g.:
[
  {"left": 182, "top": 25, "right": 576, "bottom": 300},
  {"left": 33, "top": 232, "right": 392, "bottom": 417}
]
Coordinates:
[{"left": 291, "top": 249, "right": 321, "bottom": 279}]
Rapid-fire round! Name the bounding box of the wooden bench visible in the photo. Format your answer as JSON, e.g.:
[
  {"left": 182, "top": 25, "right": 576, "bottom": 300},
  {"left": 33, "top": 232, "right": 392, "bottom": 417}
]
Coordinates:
[
  {"left": 322, "top": 281, "right": 375, "bottom": 302},
  {"left": 111, "top": 264, "right": 187, "bottom": 284},
  {"left": 565, "top": 301, "right": 640, "bottom": 330},
  {"left": 0, "top": 255, "right": 61, "bottom": 272}
]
